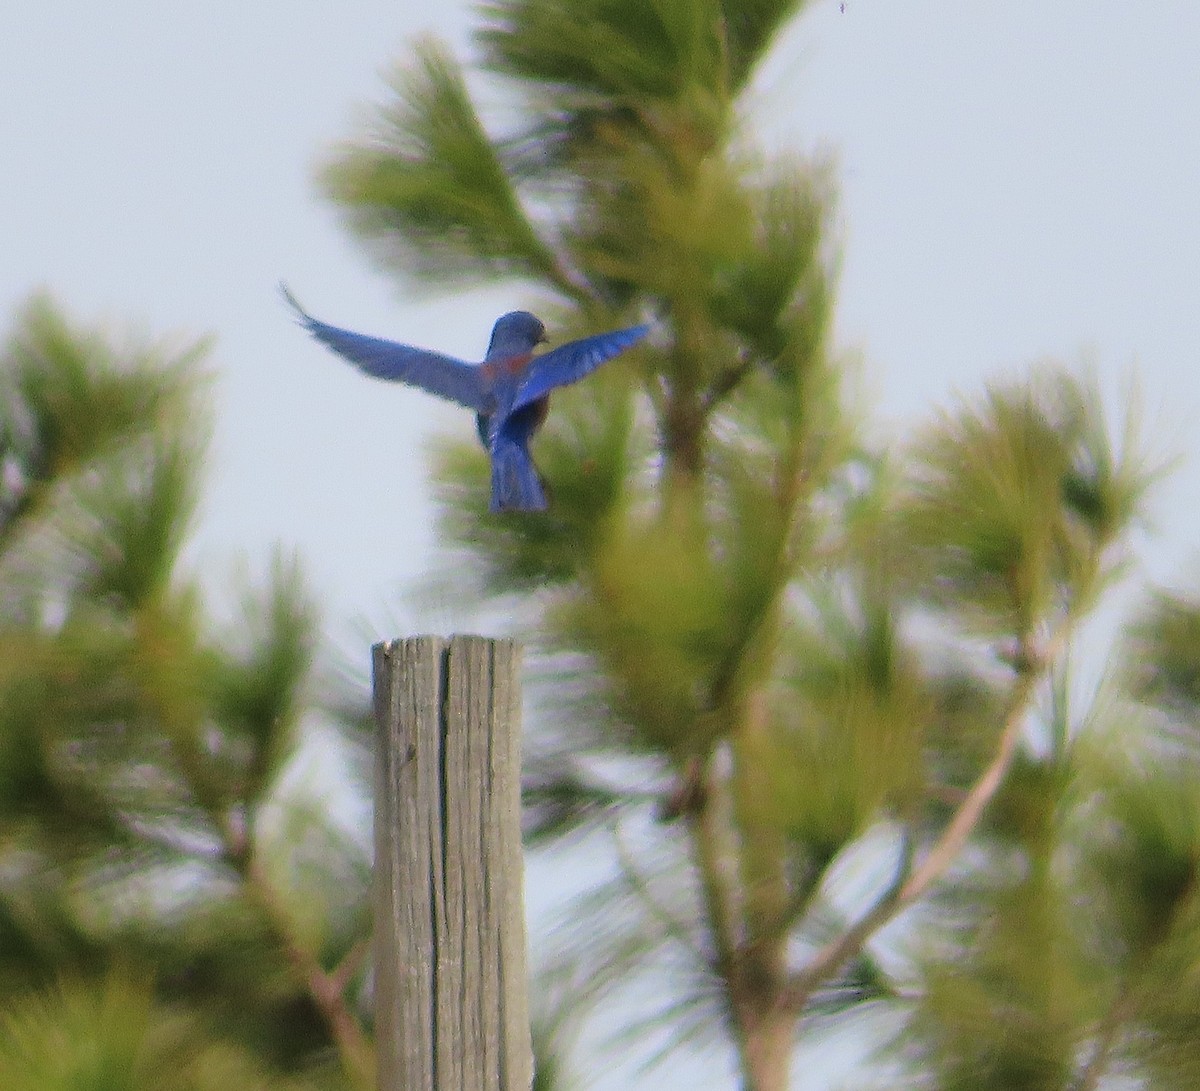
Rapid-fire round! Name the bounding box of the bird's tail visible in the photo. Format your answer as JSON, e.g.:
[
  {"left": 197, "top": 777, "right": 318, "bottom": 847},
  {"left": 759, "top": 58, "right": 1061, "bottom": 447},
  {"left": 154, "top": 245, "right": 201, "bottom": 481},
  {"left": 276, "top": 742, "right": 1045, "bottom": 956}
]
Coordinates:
[{"left": 490, "top": 434, "right": 548, "bottom": 513}]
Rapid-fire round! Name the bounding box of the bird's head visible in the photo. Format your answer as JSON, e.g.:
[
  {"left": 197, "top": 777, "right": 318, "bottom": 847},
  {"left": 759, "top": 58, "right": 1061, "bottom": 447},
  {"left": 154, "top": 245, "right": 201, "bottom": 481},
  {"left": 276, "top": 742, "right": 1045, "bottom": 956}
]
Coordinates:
[{"left": 486, "top": 311, "right": 547, "bottom": 361}]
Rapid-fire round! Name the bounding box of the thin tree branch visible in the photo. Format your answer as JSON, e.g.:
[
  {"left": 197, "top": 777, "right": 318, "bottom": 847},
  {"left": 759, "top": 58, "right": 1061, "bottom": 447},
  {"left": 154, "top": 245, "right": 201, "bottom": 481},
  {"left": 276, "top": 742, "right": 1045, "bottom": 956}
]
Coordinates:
[
  {"left": 627, "top": 995, "right": 723, "bottom": 1075},
  {"left": 699, "top": 354, "right": 757, "bottom": 418},
  {"left": 1070, "top": 981, "right": 1138, "bottom": 1091},
  {"left": 613, "top": 817, "right": 708, "bottom": 969},
  {"left": 219, "top": 815, "right": 374, "bottom": 1088},
  {"left": 784, "top": 828, "right": 913, "bottom": 1012},
  {"left": 242, "top": 850, "right": 375, "bottom": 1087},
  {"left": 687, "top": 757, "right": 740, "bottom": 979},
  {"left": 329, "top": 934, "right": 372, "bottom": 998},
  {"left": 542, "top": 241, "right": 596, "bottom": 307},
  {"left": 763, "top": 862, "right": 825, "bottom": 942},
  {"left": 783, "top": 628, "right": 1065, "bottom": 1009},
  {"left": 897, "top": 645, "right": 1048, "bottom": 906},
  {"left": 0, "top": 475, "right": 45, "bottom": 555}
]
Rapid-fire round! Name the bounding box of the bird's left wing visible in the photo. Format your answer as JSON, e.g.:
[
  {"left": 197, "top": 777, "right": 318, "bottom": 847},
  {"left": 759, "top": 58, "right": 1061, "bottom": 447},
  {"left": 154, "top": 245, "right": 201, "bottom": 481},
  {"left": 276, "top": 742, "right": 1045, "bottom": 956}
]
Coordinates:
[
  {"left": 282, "top": 284, "right": 487, "bottom": 412},
  {"left": 511, "top": 323, "right": 650, "bottom": 411}
]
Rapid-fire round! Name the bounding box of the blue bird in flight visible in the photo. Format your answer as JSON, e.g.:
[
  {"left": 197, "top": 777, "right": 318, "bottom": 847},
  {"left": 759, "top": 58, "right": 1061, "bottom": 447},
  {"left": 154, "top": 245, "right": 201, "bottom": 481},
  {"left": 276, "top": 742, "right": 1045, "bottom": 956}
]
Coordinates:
[{"left": 282, "top": 285, "right": 649, "bottom": 512}]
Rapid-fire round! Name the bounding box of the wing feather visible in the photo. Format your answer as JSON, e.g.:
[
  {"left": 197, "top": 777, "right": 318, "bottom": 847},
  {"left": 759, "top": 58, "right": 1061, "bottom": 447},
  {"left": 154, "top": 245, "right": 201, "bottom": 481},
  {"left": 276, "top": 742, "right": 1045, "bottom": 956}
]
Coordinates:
[
  {"left": 511, "top": 324, "right": 650, "bottom": 411},
  {"left": 281, "top": 284, "right": 487, "bottom": 412}
]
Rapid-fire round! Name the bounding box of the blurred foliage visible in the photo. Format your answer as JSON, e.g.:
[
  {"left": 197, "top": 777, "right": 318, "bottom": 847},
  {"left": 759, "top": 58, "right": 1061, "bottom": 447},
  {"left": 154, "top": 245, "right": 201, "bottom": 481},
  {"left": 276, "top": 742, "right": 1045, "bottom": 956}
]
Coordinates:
[
  {"left": 2, "top": 1, "right": 1197, "bottom": 1089},
  {"left": 0, "top": 969, "right": 321, "bottom": 1091},
  {"left": 323, "top": 0, "right": 1193, "bottom": 1088},
  {"left": 0, "top": 298, "right": 369, "bottom": 1089},
  {"left": 898, "top": 371, "right": 1153, "bottom": 638},
  {"left": 1126, "top": 587, "right": 1200, "bottom": 728}
]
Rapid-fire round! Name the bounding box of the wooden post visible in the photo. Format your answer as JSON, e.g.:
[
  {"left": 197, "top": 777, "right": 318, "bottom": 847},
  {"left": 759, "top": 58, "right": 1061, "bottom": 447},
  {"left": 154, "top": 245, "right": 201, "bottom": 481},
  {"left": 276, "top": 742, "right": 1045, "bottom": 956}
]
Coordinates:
[{"left": 372, "top": 636, "right": 531, "bottom": 1091}]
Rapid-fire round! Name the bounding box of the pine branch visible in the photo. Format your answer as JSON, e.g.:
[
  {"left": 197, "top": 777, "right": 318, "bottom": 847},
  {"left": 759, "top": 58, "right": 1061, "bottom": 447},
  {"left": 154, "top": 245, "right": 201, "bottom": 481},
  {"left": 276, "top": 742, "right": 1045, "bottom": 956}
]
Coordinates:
[
  {"left": 699, "top": 353, "right": 757, "bottom": 418},
  {"left": 783, "top": 628, "right": 1064, "bottom": 1011},
  {"left": 221, "top": 814, "right": 375, "bottom": 1089},
  {"left": 783, "top": 830, "right": 912, "bottom": 1013},
  {"left": 329, "top": 935, "right": 372, "bottom": 998},
  {"left": 897, "top": 631, "right": 1060, "bottom": 906},
  {"left": 1069, "top": 980, "right": 1137, "bottom": 1091},
  {"left": 613, "top": 819, "right": 708, "bottom": 969},
  {"left": 687, "top": 758, "right": 740, "bottom": 980},
  {"left": 324, "top": 37, "right": 586, "bottom": 300}
]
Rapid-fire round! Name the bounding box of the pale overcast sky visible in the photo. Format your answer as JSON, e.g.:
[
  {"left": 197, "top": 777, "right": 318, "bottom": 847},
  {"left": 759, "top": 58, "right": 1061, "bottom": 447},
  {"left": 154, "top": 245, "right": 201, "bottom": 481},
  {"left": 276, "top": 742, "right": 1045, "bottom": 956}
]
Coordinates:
[
  {"left": 4, "top": 2, "right": 1198, "bottom": 630},
  {"left": 4, "top": 4, "right": 1200, "bottom": 1083}
]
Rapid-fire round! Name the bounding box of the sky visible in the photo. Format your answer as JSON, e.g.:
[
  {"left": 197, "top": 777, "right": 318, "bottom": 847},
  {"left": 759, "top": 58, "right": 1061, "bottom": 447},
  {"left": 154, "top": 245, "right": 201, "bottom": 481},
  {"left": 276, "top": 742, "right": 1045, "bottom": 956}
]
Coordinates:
[
  {"left": 4, "top": 3, "right": 1198, "bottom": 628},
  {"left": 5, "top": 1, "right": 1200, "bottom": 1085}
]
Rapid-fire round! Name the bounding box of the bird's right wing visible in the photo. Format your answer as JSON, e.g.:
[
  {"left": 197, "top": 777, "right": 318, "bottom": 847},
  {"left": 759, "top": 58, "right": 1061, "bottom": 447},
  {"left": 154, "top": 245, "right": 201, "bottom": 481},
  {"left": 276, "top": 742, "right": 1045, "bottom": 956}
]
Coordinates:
[{"left": 281, "top": 284, "right": 487, "bottom": 412}]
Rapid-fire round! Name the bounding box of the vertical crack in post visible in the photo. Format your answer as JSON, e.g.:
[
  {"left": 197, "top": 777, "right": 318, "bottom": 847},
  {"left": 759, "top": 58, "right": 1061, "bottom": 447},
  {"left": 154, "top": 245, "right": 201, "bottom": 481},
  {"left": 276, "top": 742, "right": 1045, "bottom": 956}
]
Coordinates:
[
  {"left": 374, "top": 636, "right": 530, "bottom": 1091},
  {"left": 433, "top": 641, "right": 454, "bottom": 1091},
  {"left": 486, "top": 643, "right": 506, "bottom": 1087}
]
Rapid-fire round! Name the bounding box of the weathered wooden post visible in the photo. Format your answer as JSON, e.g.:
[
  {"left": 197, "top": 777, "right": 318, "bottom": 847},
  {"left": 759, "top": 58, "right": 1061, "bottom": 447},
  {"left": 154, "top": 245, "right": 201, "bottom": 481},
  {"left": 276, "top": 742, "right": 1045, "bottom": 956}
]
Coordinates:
[{"left": 372, "top": 635, "right": 531, "bottom": 1091}]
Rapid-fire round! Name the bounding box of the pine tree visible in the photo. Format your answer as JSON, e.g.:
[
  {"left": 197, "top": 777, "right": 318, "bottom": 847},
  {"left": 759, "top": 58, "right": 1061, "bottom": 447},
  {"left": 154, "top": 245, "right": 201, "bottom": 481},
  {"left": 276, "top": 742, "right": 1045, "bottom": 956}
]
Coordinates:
[
  {"left": 323, "top": 2, "right": 1200, "bottom": 1088},
  {"left": 0, "top": 296, "right": 372, "bottom": 1089}
]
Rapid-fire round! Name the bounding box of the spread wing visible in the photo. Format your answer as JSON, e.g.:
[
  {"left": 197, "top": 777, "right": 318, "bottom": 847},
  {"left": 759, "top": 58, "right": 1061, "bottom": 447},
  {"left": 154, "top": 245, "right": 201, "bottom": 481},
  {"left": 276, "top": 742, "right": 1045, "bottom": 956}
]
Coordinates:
[
  {"left": 511, "top": 323, "right": 650, "bottom": 411},
  {"left": 281, "top": 284, "right": 487, "bottom": 412}
]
